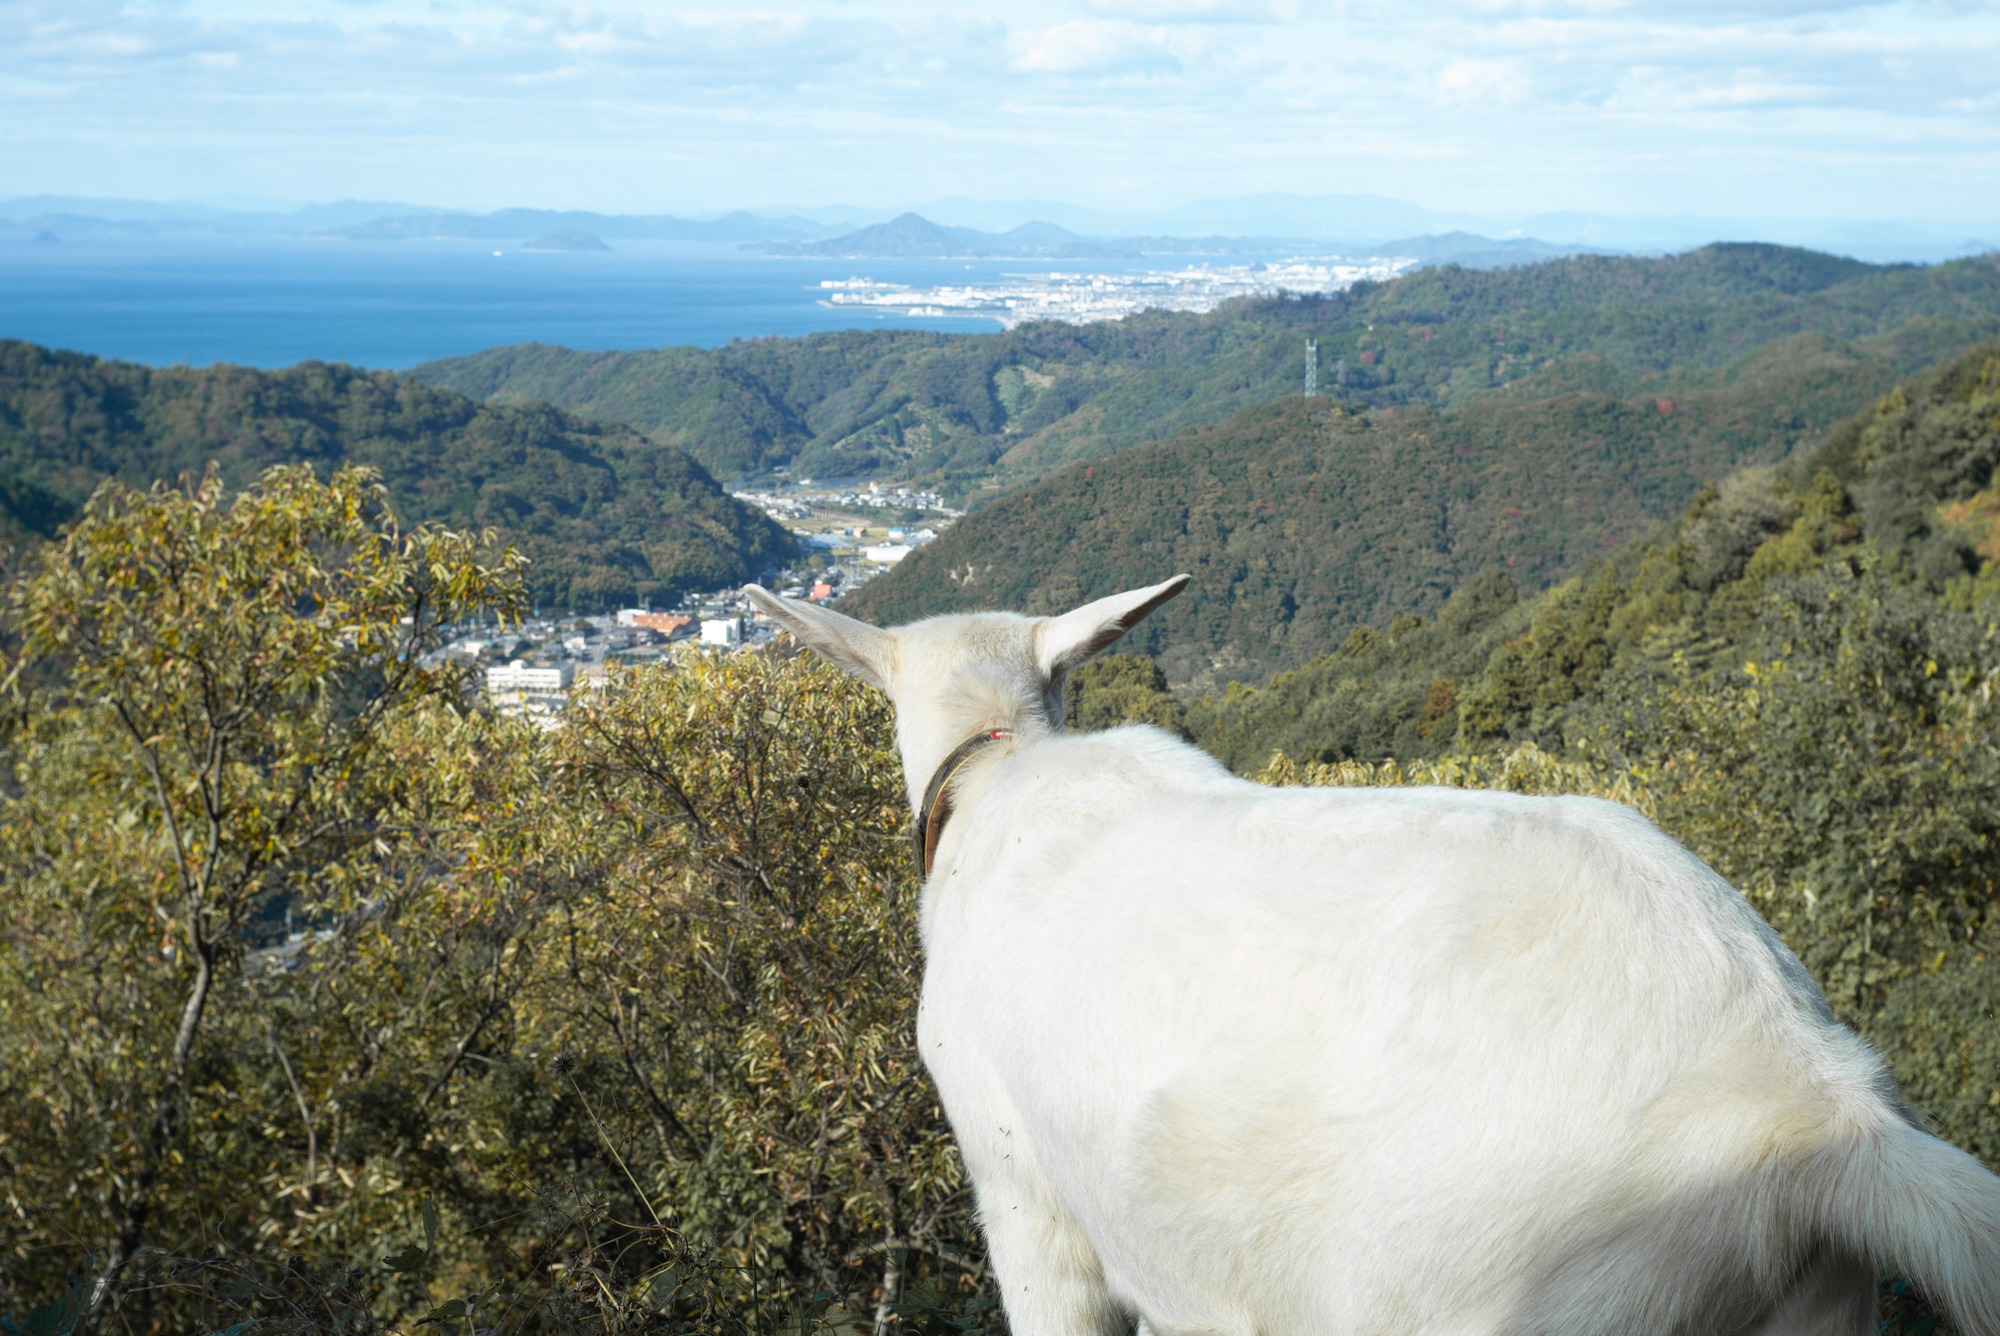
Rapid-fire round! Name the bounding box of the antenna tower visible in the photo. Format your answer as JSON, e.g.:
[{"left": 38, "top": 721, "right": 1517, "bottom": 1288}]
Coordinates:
[{"left": 1303, "top": 338, "right": 1319, "bottom": 398}]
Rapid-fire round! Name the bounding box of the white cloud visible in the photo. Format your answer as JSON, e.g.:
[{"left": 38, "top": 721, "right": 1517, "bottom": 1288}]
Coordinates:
[
  {"left": 1085, "top": 0, "right": 1299, "bottom": 22},
  {"left": 1, "top": 0, "right": 1996, "bottom": 220},
  {"left": 1424, "top": 0, "right": 1908, "bottom": 15},
  {"left": 1010, "top": 19, "right": 1180, "bottom": 74},
  {"left": 1436, "top": 58, "right": 1527, "bottom": 104}
]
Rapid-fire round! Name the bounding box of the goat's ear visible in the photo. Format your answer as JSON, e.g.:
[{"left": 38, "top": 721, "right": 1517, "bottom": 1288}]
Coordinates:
[
  {"left": 1035, "top": 574, "right": 1190, "bottom": 679},
  {"left": 743, "top": 585, "right": 896, "bottom": 691}
]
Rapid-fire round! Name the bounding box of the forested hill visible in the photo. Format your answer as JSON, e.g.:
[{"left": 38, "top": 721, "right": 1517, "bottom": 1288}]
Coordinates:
[
  {"left": 0, "top": 341, "right": 795, "bottom": 608},
  {"left": 1181, "top": 336, "right": 2000, "bottom": 771},
  {"left": 842, "top": 329, "right": 1951, "bottom": 685},
  {"left": 411, "top": 246, "right": 2000, "bottom": 499}
]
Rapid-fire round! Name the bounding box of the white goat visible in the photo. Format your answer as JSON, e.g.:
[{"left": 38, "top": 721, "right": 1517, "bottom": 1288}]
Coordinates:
[{"left": 744, "top": 576, "right": 2000, "bottom": 1336}]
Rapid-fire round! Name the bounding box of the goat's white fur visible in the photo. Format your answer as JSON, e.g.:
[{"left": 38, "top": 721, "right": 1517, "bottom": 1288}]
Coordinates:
[{"left": 744, "top": 577, "right": 2000, "bottom": 1336}]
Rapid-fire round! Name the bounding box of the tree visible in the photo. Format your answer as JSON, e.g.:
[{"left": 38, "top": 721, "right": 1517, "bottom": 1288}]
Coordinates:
[
  {"left": 0, "top": 464, "right": 522, "bottom": 1327},
  {"left": 489, "top": 648, "right": 981, "bottom": 1320},
  {"left": 1063, "top": 655, "right": 1187, "bottom": 736}
]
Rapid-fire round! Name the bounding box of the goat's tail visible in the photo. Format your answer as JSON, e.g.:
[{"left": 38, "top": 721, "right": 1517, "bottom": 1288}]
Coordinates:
[{"left": 1821, "top": 1117, "right": 2000, "bottom": 1335}]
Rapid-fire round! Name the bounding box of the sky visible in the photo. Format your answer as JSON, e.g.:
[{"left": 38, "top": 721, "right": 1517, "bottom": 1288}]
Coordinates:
[{"left": 5, "top": 0, "right": 2000, "bottom": 228}]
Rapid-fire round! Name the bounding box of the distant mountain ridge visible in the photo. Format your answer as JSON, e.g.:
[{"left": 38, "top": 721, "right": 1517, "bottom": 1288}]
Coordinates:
[
  {"left": 0, "top": 197, "right": 451, "bottom": 239},
  {"left": 759, "top": 212, "right": 1601, "bottom": 264},
  {"left": 7, "top": 193, "right": 1991, "bottom": 261},
  {"left": 11, "top": 193, "right": 1984, "bottom": 260},
  {"left": 763, "top": 212, "right": 1127, "bottom": 259},
  {"left": 325, "top": 208, "right": 835, "bottom": 243},
  {"left": 0, "top": 195, "right": 1596, "bottom": 265},
  {"left": 0, "top": 197, "right": 844, "bottom": 244}
]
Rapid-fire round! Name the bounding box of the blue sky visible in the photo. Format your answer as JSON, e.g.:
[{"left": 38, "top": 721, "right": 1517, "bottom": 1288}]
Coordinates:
[{"left": 5, "top": 0, "right": 1999, "bottom": 226}]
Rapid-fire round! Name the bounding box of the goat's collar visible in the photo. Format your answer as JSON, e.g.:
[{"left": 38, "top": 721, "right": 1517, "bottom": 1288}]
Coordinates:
[{"left": 914, "top": 728, "right": 1016, "bottom": 878}]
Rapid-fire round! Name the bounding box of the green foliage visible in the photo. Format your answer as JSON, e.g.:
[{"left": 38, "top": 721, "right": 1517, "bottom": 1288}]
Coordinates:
[
  {"left": 0, "top": 468, "right": 71, "bottom": 546},
  {"left": 1188, "top": 340, "right": 2000, "bottom": 763},
  {"left": 480, "top": 650, "right": 975, "bottom": 1298},
  {"left": 0, "top": 342, "right": 797, "bottom": 609},
  {"left": 0, "top": 474, "right": 987, "bottom": 1328},
  {"left": 1063, "top": 654, "right": 1187, "bottom": 737},
  {"left": 413, "top": 247, "right": 2000, "bottom": 501},
  {"left": 0, "top": 464, "right": 525, "bottom": 1327},
  {"left": 1186, "top": 568, "right": 1525, "bottom": 771}
]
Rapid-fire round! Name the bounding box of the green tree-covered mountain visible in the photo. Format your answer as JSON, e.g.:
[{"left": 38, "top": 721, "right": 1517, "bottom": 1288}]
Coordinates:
[
  {"left": 0, "top": 341, "right": 796, "bottom": 608},
  {"left": 842, "top": 329, "right": 1953, "bottom": 684},
  {"left": 411, "top": 246, "right": 2000, "bottom": 497},
  {"left": 1182, "top": 336, "right": 2000, "bottom": 771}
]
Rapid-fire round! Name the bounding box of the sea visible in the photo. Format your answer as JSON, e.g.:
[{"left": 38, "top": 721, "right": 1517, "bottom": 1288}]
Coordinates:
[{"left": 0, "top": 234, "right": 1190, "bottom": 370}]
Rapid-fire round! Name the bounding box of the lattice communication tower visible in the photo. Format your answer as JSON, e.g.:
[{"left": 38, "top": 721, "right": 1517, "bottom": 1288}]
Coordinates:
[{"left": 1304, "top": 338, "right": 1319, "bottom": 398}]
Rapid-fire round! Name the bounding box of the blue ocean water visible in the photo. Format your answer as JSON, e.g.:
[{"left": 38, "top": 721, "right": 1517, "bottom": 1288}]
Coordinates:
[{"left": 0, "top": 234, "right": 1215, "bottom": 371}]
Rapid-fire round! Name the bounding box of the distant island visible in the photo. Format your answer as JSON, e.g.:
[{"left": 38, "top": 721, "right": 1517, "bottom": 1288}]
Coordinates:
[
  {"left": 763, "top": 211, "right": 1601, "bottom": 267},
  {"left": 523, "top": 229, "right": 610, "bottom": 252},
  {"left": 763, "top": 213, "right": 1121, "bottom": 260},
  {"left": 759, "top": 211, "right": 1332, "bottom": 260}
]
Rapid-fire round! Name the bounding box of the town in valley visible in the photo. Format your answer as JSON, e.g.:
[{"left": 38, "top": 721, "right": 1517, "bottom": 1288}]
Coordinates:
[{"left": 434, "top": 478, "right": 958, "bottom": 726}]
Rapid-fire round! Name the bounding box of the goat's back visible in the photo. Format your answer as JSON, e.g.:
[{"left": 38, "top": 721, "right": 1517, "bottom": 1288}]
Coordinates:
[{"left": 919, "top": 727, "right": 1937, "bottom": 1333}]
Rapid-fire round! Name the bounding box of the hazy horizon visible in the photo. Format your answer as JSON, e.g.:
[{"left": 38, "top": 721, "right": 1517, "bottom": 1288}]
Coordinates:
[
  {"left": 4, "top": 188, "right": 1995, "bottom": 264},
  {"left": 8, "top": 1, "right": 1998, "bottom": 234}
]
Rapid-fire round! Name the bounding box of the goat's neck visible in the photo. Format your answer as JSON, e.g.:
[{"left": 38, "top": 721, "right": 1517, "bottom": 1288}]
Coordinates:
[{"left": 897, "top": 709, "right": 1056, "bottom": 819}]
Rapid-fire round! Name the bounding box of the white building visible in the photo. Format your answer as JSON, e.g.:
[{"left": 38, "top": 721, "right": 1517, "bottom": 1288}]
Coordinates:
[
  {"left": 699, "top": 617, "right": 742, "bottom": 646},
  {"left": 864, "top": 543, "right": 914, "bottom": 564},
  {"left": 484, "top": 659, "right": 575, "bottom": 728},
  {"left": 486, "top": 660, "right": 574, "bottom": 693}
]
